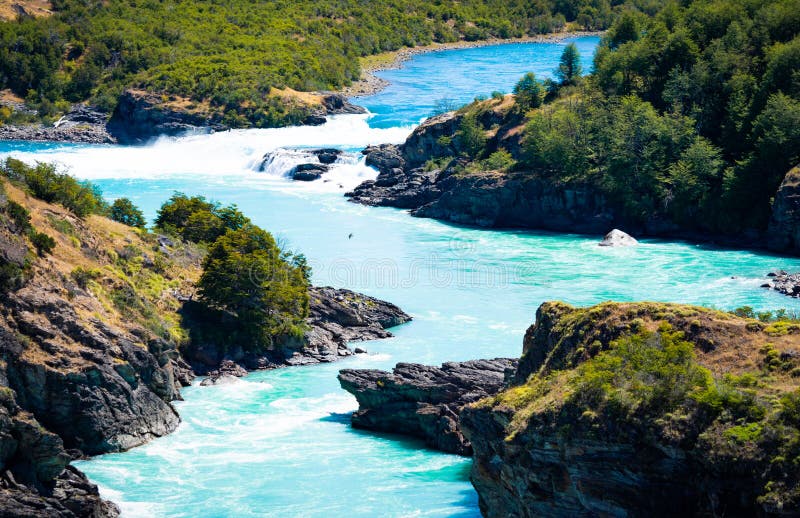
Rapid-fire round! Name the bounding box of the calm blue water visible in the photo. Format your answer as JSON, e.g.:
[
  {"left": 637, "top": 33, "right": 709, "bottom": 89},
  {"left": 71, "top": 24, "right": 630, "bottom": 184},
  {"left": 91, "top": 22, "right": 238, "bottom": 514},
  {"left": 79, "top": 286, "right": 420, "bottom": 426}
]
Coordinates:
[
  {"left": 3, "top": 36, "right": 800, "bottom": 517},
  {"left": 359, "top": 36, "right": 599, "bottom": 127}
]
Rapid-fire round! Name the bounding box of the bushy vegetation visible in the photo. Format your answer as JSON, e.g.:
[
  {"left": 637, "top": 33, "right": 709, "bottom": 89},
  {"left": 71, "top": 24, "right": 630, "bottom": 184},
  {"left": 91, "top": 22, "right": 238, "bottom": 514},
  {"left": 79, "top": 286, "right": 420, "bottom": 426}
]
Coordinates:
[
  {"left": 154, "top": 193, "right": 311, "bottom": 354},
  {"left": 0, "top": 158, "right": 107, "bottom": 217},
  {"left": 155, "top": 193, "right": 249, "bottom": 243},
  {"left": 197, "top": 225, "right": 310, "bottom": 347},
  {"left": 443, "top": 0, "right": 800, "bottom": 236},
  {"left": 110, "top": 198, "right": 146, "bottom": 228},
  {"left": 0, "top": 0, "right": 620, "bottom": 126}
]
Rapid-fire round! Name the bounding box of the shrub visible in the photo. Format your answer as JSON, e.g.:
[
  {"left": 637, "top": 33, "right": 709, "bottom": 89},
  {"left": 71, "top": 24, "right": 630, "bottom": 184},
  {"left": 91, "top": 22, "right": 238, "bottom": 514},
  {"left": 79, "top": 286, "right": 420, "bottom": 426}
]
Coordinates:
[
  {"left": 155, "top": 193, "right": 249, "bottom": 243},
  {"left": 70, "top": 266, "right": 102, "bottom": 289},
  {"left": 0, "top": 158, "right": 107, "bottom": 218},
  {"left": 110, "top": 198, "right": 146, "bottom": 228},
  {"left": 456, "top": 114, "right": 487, "bottom": 158},
  {"left": 6, "top": 200, "right": 32, "bottom": 233},
  {"left": 29, "top": 231, "right": 56, "bottom": 256},
  {"left": 513, "top": 72, "right": 543, "bottom": 111},
  {"left": 482, "top": 149, "right": 515, "bottom": 171}
]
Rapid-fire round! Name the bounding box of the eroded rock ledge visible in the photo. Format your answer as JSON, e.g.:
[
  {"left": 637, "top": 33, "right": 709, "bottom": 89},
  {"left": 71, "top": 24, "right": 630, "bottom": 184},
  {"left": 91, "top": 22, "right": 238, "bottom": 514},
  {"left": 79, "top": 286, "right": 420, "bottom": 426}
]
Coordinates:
[
  {"left": 185, "top": 286, "right": 412, "bottom": 374},
  {"left": 337, "top": 358, "right": 517, "bottom": 455}
]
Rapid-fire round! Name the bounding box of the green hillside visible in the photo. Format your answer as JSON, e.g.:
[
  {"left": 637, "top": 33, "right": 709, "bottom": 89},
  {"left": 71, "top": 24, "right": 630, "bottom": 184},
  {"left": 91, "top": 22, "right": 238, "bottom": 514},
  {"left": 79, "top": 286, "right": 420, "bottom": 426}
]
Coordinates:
[{"left": 0, "top": 0, "right": 616, "bottom": 126}]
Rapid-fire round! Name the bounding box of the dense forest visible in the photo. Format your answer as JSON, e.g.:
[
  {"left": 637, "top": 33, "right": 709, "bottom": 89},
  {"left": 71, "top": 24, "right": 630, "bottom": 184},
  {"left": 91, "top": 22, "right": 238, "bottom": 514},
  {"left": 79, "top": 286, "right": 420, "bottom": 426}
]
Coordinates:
[
  {"left": 446, "top": 0, "right": 800, "bottom": 236},
  {"left": 1, "top": 0, "right": 624, "bottom": 127}
]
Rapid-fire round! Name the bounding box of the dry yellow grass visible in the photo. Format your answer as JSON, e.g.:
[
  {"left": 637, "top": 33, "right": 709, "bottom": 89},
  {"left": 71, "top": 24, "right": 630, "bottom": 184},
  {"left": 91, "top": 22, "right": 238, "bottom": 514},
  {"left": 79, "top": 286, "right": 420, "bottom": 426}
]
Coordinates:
[
  {"left": 269, "top": 87, "right": 323, "bottom": 106},
  {"left": 1, "top": 179, "right": 201, "bottom": 370},
  {"left": 0, "top": 0, "right": 51, "bottom": 20}
]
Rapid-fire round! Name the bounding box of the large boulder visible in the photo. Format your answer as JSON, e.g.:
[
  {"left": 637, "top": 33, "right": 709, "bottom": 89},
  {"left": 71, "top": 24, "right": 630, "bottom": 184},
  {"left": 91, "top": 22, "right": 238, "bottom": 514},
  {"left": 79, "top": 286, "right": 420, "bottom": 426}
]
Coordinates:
[
  {"left": 598, "top": 228, "right": 638, "bottom": 246},
  {"left": 291, "top": 163, "right": 330, "bottom": 181}
]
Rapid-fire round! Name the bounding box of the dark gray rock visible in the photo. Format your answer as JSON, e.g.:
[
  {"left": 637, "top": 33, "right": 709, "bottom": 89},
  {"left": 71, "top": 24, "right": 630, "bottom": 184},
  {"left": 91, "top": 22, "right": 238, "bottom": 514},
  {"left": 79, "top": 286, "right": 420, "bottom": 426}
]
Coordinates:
[
  {"left": 768, "top": 165, "right": 800, "bottom": 255},
  {"left": 338, "top": 358, "right": 517, "bottom": 455},
  {"left": 310, "top": 148, "right": 342, "bottom": 165},
  {"left": 320, "top": 94, "right": 367, "bottom": 115},
  {"left": 199, "top": 360, "right": 248, "bottom": 386},
  {"left": 107, "top": 90, "right": 227, "bottom": 144},
  {"left": 291, "top": 163, "right": 330, "bottom": 181},
  {"left": 184, "top": 286, "right": 410, "bottom": 372},
  {"left": 0, "top": 385, "right": 118, "bottom": 517},
  {"left": 763, "top": 271, "right": 800, "bottom": 298}
]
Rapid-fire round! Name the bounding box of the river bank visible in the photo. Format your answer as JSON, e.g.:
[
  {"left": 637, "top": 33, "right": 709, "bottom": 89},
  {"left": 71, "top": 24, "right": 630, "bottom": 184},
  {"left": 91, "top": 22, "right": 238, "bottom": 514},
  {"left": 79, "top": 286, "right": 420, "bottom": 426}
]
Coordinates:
[
  {"left": 0, "top": 31, "right": 601, "bottom": 145},
  {"left": 342, "top": 30, "right": 604, "bottom": 97}
]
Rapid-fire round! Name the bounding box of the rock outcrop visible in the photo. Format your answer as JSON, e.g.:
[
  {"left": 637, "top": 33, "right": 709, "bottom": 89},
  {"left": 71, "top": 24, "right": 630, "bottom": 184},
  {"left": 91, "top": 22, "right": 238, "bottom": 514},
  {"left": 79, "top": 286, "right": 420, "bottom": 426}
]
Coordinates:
[
  {"left": 107, "top": 89, "right": 228, "bottom": 144},
  {"left": 0, "top": 387, "right": 118, "bottom": 517},
  {"left": 320, "top": 93, "right": 367, "bottom": 116},
  {"left": 768, "top": 165, "right": 800, "bottom": 255},
  {"left": 598, "top": 228, "right": 638, "bottom": 246},
  {"left": 338, "top": 358, "right": 517, "bottom": 455},
  {"left": 0, "top": 106, "right": 114, "bottom": 144},
  {"left": 0, "top": 180, "right": 200, "bottom": 514},
  {"left": 763, "top": 270, "right": 800, "bottom": 298},
  {"left": 461, "top": 301, "right": 800, "bottom": 517},
  {"left": 199, "top": 360, "right": 248, "bottom": 386},
  {"left": 347, "top": 110, "right": 614, "bottom": 233},
  {"left": 184, "top": 286, "right": 411, "bottom": 372}
]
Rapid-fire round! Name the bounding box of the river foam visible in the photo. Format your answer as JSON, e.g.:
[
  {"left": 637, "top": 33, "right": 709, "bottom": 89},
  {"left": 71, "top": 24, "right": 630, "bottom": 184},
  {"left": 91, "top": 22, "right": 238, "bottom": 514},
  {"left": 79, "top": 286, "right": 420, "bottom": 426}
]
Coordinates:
[{"left": 1, "top": 114, "right": 412, "bottom": 191}]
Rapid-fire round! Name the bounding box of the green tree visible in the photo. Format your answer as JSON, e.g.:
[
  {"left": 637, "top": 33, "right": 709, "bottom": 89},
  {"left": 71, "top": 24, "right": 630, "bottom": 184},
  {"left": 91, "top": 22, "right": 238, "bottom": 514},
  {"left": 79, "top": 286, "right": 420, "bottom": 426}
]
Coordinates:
[
  {"left": 556, "top": 43, "right": 582, "bottom": 86},
  {"left": 110, "top": 198, "right": 146, "bottom": 228},
  {"left": 513, "top": 72, "right": 543, "bottom": 111},
  {"left": 155, "top": 193, "right": 249, "bottom": 242},
  {"left": 456, "top": 113, "right": 487, "bottom": 158},
  {"left": 197, "top": 225, "right": 310, "bottom": 346}
]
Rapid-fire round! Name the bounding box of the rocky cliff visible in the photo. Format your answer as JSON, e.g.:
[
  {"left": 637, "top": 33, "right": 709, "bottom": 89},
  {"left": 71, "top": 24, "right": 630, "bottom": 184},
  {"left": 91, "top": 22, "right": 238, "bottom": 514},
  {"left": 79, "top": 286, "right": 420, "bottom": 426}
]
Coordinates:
[
  {"left": 0, "top": 180, "right": 202, "bottom": 513},
  {"left": 769, "top": 165, "right": 800, "bottom": 255},
  {"left": 106, "top": 90, "right": 365, "bottom": 144},
  {"left": 106, "top": 90, "right": 228, "bottom": 144},
  {"left": 461, "top": 301, "right": 800, "bottom": 517},
  {"left": 338, "top": 358, "right": 517, "bottom": 455}
]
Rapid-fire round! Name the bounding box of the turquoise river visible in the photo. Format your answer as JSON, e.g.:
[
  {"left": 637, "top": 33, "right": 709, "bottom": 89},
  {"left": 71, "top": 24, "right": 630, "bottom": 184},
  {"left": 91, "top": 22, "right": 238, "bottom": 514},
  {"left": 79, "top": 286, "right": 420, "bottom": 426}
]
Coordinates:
[{"left": 3, "top": 36, "right": 800, "bottom": 517}]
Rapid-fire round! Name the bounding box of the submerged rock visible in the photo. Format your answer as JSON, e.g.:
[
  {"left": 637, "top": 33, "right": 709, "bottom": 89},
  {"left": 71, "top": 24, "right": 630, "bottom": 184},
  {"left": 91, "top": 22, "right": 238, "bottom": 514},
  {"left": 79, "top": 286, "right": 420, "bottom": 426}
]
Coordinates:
[
  {"left": 598, "top": 228, "right": 638, "bottom": 246},
  {"left": 338, "top": 358, "right": 517, "bottom": 455},
  {"left": 311, "top": 148, "right": 342, "bottom": 165}
]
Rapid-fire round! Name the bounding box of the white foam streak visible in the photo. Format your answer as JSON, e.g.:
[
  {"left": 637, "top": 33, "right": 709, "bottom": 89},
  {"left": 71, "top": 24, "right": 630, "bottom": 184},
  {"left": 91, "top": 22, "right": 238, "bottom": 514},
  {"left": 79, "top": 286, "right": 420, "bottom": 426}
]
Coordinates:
[{"left": 0, "top": 115, "right": 412, "bottom": 187}]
